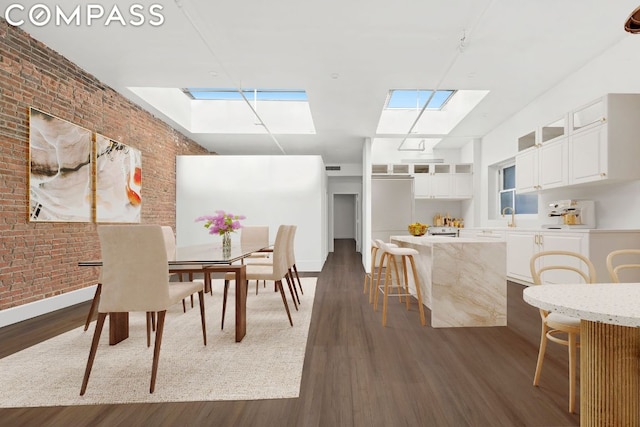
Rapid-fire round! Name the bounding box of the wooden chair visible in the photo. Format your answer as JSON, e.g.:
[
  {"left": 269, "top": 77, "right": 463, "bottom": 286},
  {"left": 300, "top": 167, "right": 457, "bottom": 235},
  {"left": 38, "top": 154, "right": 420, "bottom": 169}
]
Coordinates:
[
  {"left": 80, "top": 225, "right": 206, "bottom": 395},
  {"left": 529, "top": 250, "right": 597, "bottom": 413},
  {"left": 373, "top": 239, "right": 426, "bottom": 327},
  {"left": 606, "top": 249, "right": 640, "bottom": 282},
  {"left": 221, "top": 225, "right": 295, "bottom": 329}
]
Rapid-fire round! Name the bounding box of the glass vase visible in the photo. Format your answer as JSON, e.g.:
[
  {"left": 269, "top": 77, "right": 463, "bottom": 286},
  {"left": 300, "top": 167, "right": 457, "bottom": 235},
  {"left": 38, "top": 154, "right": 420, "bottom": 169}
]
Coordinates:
[{"left": 222, "top": 232, "right": 231, "bottom": 256}]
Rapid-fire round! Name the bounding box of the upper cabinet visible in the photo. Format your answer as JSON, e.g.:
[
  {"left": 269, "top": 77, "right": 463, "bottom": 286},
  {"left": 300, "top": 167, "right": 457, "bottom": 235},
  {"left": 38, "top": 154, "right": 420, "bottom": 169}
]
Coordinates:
[
  {"left": 516, "top": 94, "right": 640, "bottom": 193},
  {"left": 372, "top": 162, "right": 473, "bottom": 199},
  {"left": 413, "top": 163, "right": 473, "bottom": 199}
]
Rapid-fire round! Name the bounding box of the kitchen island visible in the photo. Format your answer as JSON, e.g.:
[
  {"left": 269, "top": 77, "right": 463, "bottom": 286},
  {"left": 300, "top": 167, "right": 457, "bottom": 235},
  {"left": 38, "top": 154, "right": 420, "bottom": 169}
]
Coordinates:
[{"left": 390, "top": 235, "right": 506, "bottom": 328}]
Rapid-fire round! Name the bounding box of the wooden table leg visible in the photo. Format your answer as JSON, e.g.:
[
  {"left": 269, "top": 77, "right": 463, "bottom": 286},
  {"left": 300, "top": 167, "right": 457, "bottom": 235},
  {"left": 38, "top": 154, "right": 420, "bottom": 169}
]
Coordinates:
[
  {"left": 235, "top": 265, "right": 247, "bottom": 342},
  {"left": 109, "top": 312, "right": 129, "bottom": 345},
  {"left": 581, "top": 320, "right": 640, "bottom": 426}
]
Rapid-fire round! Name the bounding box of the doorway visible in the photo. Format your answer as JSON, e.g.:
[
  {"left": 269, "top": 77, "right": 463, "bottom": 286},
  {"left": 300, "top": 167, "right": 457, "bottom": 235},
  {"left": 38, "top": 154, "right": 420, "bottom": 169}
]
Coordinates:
[{"left": 331, "top": 193, "right": 360, "bottom": 253}]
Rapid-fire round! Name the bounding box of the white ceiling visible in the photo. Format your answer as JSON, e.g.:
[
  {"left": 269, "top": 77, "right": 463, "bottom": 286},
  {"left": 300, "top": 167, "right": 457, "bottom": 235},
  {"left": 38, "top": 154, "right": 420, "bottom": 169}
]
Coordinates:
[{"left": 16, "top": 0, "right": 639, "bottom": 164}]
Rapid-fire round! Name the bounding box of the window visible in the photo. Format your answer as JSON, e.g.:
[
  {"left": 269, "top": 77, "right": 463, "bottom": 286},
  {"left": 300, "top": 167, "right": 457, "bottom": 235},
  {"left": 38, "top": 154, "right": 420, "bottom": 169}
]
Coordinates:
[
  {"left": 499, "top": 165, "right": 537, "bottom": 214},
  {"left": 183, "top": 88, "right": 308, "bottom": 101},
  {"left": 385, "top": 89, "right": 455, "bottom": 110}
]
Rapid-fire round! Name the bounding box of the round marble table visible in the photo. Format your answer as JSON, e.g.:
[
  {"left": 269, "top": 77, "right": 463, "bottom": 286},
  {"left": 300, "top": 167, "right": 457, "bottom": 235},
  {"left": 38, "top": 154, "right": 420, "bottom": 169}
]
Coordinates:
[{"left": 524, "top": 283, "right": 640, "bottom": 426}]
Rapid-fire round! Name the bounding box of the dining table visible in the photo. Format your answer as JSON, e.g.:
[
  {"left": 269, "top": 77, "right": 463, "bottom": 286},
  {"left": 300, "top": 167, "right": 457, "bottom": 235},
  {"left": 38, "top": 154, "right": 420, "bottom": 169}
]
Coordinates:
[
  {"left": 79, "top": 242, "right": 270, "bottom": 345},
  {"left": 523, "top": 283, "right": 640, "bottom": 426}
]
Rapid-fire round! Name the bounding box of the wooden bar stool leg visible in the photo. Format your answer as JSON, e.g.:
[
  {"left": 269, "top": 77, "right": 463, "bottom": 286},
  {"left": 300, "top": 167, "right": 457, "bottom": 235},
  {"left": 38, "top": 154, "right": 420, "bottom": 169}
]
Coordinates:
[
  {"left": 372, "top": 250, "right": 385, "bottom": 305},
  {"left": 373, "top": 253, "right": 386, "bottom": 311},
  {"left": 382, "top": 258, "right": 394, "bottom": 326},
  {"left": 402, "top": 256, "right": 411, "bottom": 310},
  {"left": 408, "top": 255, "right": 426, "bottom": 326}
]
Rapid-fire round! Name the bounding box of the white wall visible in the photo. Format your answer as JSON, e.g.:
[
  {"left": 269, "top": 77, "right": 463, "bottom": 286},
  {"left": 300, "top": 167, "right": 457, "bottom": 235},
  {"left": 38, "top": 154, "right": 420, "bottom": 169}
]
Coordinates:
[
  {"left": 334, "top": 194, "right": 356, "bottom": 238},
  {"left": 176, "top": 155, "right": 327, "bottom": 271},
  {"left": 479, "top": 36, "right": 640, "bottom": 229}
]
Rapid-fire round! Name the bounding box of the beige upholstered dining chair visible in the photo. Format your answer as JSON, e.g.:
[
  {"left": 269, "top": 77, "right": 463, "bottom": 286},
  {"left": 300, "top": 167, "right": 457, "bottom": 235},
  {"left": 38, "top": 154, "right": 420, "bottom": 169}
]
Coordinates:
[
  {"left": 529, "top": 250, "right": 597, "bottom": 413},
  {"left": 240, "top": 225, "right": 270, "bottom": 293},
  {"left": 243, "top": 224, "right": 302, "bottom": 304},
  {"left": 221, "top": 224, "right": 295, "bottom": 328},
  {"left": 373, "top": 239, "right": 426, "bottom": 327},
  {"left": 84, "top": 225, "right": 189, "bottom": 331},
  {"left": 80, "top": 225, "right": 207, "bottom": 395},
  {"left": 241, "top": 225, "right": 270, "bottom": 258},
  {"left": 606, "top": 249, "right": 640, "bottom": 282}
]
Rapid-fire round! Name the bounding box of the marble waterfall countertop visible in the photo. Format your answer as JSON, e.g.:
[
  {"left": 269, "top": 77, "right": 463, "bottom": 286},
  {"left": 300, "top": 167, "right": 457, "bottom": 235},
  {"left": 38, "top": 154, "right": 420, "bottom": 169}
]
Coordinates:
[{"left": 390, "top": 235, "right": 507, "bottom": 327}]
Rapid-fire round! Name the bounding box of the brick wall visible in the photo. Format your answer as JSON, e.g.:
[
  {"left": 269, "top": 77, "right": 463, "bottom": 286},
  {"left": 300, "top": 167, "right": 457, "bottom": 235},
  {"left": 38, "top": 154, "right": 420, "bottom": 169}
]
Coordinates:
[{"left": 0, "top": 19, "right": 210, "bottom": 310}]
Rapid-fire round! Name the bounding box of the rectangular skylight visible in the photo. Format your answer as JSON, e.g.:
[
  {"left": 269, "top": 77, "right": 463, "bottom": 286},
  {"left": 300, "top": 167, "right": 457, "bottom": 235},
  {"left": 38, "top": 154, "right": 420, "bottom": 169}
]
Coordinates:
[
  {"left": 184, "top": 88, "right": 308, "bottom": 101},
  {"left": 386, "top": 89, "right": 455, "bottom": 110}
]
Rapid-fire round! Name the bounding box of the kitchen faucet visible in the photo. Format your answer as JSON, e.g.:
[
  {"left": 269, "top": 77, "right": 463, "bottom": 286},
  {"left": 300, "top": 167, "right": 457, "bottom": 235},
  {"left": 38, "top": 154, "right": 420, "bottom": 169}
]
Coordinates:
[{"left": 502, "top": 207, "right": 516, "bottom": 227}]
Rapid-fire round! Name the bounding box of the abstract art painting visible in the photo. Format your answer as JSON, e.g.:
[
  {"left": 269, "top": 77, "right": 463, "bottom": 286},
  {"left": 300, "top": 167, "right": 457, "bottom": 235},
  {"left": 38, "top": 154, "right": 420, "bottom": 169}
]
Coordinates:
[
  {"left": 95, "top": 134, "right": 142, "bottom": 223},
  {"left": 28, "top": 108, "right": 92, "bottom": 222}
]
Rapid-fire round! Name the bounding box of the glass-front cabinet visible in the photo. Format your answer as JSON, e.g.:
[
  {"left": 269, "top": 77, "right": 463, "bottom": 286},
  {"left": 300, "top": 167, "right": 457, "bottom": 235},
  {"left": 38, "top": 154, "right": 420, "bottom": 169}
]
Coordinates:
[
  {"left": 541, "top": 116, "right": 567, "bottom": 143},
  {"left": 571, "top": 98, "right": 605, "bottom": 133}
]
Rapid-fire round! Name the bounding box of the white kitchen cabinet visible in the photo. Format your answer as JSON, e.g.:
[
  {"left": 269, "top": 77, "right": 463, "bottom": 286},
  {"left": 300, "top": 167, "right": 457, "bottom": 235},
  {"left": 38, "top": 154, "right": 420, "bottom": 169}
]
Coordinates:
[
  {"left": 539, "top": 137, "right": 569, "bottom": 189},
  {"left": 515, "top": 147, "right": 539, "bottom": 193},
  {"left": 568, "top": 94, "right": 640, "bottom": 184},
  {"left": 515, "top": 137, "right": 568, "bottom": 193},
  {"left": 452, "top": 164, "right": 473, "bottom": 198},
  {"left": 414, "top": 164, "right": 452, "bottom": 198},
  {"left": 507, "top": 231, "right": 586, "bottom": 284},
  {"left": 515, "top": 94, "right": 640, "bottom": 192},
  {"left": 507, "top": 229, "right": 640, "bottom": 285}
]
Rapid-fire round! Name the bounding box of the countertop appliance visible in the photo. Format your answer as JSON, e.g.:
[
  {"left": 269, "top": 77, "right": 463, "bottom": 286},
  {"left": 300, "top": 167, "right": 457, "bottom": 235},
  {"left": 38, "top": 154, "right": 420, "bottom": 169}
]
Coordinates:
[
  {"left": 542, "top": 200, "right": 596, "bottom": 229},
  {"left": 427, "top": 226, "right": 459, "bottom": 237}
]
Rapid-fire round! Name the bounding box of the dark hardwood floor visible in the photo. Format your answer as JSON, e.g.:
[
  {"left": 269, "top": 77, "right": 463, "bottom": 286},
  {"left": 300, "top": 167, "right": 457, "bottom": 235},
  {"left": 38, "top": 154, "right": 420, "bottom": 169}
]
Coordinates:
[{"left": 0, "top": 239, "right": 579, "bottom": 426}]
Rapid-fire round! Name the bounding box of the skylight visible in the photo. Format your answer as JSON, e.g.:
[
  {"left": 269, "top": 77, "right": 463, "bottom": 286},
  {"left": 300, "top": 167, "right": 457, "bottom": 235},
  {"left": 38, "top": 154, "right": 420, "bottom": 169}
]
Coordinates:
[
  {"left": 184, "top": 88, "right": 308, "bottom": 102},
  {"left": 385, "top": 89, "right": 455, "bottom": 110}
]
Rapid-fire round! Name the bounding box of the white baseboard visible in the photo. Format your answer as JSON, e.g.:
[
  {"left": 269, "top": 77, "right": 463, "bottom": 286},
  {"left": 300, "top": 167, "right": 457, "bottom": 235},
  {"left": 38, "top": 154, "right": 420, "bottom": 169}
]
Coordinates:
[{"left": 0, "top": 285, "right": 97, "bottom": 328}]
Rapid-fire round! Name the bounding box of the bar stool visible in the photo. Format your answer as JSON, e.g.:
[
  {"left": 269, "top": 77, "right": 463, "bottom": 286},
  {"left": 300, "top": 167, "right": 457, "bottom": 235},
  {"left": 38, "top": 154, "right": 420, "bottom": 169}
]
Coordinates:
[
  {"left": 373, "top": 239, "right": 426, "bottom": 327},
  {"left": 363, "top": 240, "right": 398, "bottom": 304}
]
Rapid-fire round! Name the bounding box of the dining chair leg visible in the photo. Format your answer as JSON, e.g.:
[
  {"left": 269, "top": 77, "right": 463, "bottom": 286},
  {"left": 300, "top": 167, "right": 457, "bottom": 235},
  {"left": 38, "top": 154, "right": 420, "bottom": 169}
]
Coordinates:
[
  {"left": 284, "top": 273, "right": 299, "bottom": 311},
  {"left": 198, "top": 290, "right": 207, "bottom": 346},
  {"left": 533, "top": 323, "right": 549, "bottom": 386},
  {"left": 276, "top": 279, "right": 293, "bottom": 326},
  {"left": 221, "top": 280, "right": 229, "bottom": 330},
  {"left": 150, "top": 310, "right": 166, "bottom": 394},
  {"left": 287, "top": 269, "right": 301, "bottom": 305},
  {"left": 292, "top": 264, "right": 304, "bottom": 295},
  {"left": 84, "top": 283, "right": 102, "bottom": 331},
  {"left": 80, "top": 312, "right": 107, "bottom": 396},
  {"left": 189, "top": 273, "right": 195, "bottom": 308},
  {"left": 146, "top": 312, "right": 152, "bottom": 347},
  {"left": 182, "top": 299, "right": 186, "bottom": 313}
]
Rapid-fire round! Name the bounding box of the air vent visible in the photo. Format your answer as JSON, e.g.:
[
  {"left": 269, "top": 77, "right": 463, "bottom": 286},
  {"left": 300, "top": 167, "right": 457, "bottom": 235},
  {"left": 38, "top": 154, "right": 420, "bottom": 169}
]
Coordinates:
[{"left": 325, "top": 165, "right": 341, "bottom": 171}]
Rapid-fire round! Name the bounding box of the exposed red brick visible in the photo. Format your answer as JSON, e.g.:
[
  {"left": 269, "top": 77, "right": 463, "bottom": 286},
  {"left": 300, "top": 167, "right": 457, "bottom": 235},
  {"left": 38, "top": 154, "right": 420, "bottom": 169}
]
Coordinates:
[{"left": 0, "top": 19, "right": 210, "bottom": 311}]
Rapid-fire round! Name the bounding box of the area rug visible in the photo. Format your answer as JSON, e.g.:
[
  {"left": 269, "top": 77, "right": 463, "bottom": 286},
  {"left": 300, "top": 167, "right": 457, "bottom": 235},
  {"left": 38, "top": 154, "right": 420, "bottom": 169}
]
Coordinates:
[{"left": 0, "top": 277, "right": 317, "bottom": 407}]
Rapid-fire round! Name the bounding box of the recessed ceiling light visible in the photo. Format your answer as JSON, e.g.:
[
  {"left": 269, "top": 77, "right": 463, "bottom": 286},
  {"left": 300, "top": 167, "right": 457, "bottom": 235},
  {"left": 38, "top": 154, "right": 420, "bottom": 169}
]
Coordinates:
[
  {"left": 330, "top": 73, "right": 339, "bottom": 80},
  {"left": 209, "top": 71, "right": 218, "bottom": 77}
]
